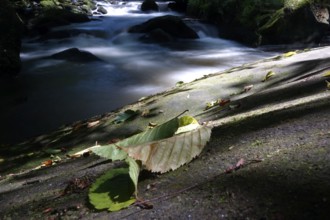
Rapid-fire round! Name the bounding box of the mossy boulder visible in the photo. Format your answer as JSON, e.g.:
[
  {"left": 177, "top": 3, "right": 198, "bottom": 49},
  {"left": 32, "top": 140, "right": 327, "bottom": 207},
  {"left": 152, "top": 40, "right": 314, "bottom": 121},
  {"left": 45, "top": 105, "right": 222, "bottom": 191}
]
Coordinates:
[
  {"left": 27, "top": 0, "right": 94, "bottom": 35},
  {"left": 259, "top": 4, "right": 329, "bottom": 44},
  {"left": 30, "top": 8, "right": 90, "bottom": 35},
  {"left": 0, "top": 0, "right": 24, "bottom": 76},
  {"left": 128, "top": 15, "right": 199, "bottom": 42},
  {"left": 187, "top": 0, "right": 329, "bottom": 46}
]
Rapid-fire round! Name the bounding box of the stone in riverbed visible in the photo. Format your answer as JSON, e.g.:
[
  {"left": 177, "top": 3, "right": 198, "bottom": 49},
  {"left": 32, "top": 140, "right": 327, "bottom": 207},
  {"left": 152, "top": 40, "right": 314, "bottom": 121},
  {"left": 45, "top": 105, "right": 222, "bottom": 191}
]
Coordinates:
[
  {"left": 141, "top": 0, "right": 159, "bottom": 12},
  {"left": 50, "top": 48, "right": 103, "bottom": 63},
  {"left": 97, "top": 6, "right": 107, "bottom": 14},
  {"left": 128, "top": 15, "right": 199, "bottom": 42}
]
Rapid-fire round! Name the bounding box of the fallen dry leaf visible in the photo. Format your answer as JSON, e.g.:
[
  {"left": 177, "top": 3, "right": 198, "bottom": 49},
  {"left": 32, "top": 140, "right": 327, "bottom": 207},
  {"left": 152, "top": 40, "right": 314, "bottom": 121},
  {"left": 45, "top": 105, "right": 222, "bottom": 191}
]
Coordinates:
[
  {"left": 243, "top": 85, "right": 253, "bottom": 93},
  {"left": 235, "top": 158, "right": 245, "bottom": 169},
  {"left": 87, "top": 120, "right": 100, "bottom": 128},
  {"left": 148, "top": 122, "right": 158, "bottom": 128},
  {"left": 262, "top": 71, "right": 276, "bottom": 82},
  {"left": 323, "top": 71, "right": 330, "bottom": 77},
  {"left": 42, "top": 160, "right": 53, "bottom": 167},
  {"left": 229, "top": 103, "right": 241, "bottom": 110},
  {"left": 42, "top": 208, "right": 53, "bottom": 214},
  {"left": 219, "top": 99, "right": 230, "bottom": 106}
]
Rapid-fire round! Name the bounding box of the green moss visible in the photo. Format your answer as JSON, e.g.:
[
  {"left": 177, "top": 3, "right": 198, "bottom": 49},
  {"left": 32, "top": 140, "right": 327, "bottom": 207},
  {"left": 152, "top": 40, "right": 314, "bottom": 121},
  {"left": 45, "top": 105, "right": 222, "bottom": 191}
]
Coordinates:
[
  {"left": 40, "top": 0, "right": 59, "bottom": 9},
  {"left": 258, "top": 8, "right": 285, "bottom": 32}
]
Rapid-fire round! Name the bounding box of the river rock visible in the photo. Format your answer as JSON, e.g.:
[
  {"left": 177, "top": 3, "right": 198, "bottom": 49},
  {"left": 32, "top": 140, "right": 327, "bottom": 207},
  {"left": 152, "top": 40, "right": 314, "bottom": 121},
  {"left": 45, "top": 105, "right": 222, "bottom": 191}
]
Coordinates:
[
  {"left": 97, "top": 6, "right": 107, "bottom": 14},
  {"left": 0, "top": 0, "right": 24, "bottom": 76},
  {"left": 50, "top": 48, "right": 103, "bottom": 63},
  {"left": 143, "top": 28, "right": 174, "bottom": 43},
  {"left": 128, "top": 15, "right": 199, "bottom": 41},
  {"left": 187, "top": 0, "right": 329, "bottom": 46},
  {"left": 141, "top": 0, "right": 159, "bottom": 12},
  {"left": 259, "top": 4, "right": 329, "bottom": 44}
]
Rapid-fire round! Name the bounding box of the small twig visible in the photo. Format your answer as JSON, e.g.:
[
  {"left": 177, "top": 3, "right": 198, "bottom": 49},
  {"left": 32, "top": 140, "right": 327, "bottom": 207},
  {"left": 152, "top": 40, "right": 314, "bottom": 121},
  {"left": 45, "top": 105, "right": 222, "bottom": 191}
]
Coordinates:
[{"left": 175, "top": 110, "right": 189, "bottom": 118}]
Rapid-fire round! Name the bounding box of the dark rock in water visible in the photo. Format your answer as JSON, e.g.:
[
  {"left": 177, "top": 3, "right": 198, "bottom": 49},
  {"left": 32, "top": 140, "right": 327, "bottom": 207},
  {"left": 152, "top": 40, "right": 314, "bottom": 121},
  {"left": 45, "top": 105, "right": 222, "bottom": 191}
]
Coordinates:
[
  {"left": 97, "top": 6, "right": 108, "bottom": 14},
  {"left": 128, "top": 15, "right": 199, "bottom": 40},
  {"left": 50, "top": 48, "right": 103, "bottom": 63},
  {"left": 141, "top": 0, "right": 159, "bottom": 12},
  {"left": 142, "top": 28, "right": 174, "bottom": 43},
  {"left": 0, "top": 0, "right": 24, "bottom": 76}
]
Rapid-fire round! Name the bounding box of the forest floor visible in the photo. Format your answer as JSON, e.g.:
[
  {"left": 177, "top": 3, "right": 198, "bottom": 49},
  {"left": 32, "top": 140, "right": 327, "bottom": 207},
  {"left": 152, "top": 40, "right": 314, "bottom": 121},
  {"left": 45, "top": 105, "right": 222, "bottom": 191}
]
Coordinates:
[{"left": 0, "top": 46, "right": 330, "bottom": 219}]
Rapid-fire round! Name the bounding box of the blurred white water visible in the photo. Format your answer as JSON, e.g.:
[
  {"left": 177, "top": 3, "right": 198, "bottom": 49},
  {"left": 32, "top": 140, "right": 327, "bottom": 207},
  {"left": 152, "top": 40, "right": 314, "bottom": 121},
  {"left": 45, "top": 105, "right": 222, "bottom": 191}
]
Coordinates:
[{"left": 1, "top": 0, "right": 277, "bottom": 144}]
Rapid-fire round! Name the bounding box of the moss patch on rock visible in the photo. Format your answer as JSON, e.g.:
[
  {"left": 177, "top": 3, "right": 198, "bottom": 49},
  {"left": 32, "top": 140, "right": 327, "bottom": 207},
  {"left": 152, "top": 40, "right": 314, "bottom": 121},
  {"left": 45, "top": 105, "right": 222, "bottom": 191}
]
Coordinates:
[{"left": 187, "top": 0, "right": 329, "bottom": 46}]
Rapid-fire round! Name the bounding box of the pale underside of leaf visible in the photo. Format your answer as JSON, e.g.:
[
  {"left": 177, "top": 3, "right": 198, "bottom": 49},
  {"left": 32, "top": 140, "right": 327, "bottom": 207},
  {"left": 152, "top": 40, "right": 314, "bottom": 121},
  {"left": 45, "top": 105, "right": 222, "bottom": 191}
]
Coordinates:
[
  {"left": 123, "top": 125, "right": 212, "bottom": 173},
  {"left": 126, "top": 157, "right": 140, "bottom": 196}
]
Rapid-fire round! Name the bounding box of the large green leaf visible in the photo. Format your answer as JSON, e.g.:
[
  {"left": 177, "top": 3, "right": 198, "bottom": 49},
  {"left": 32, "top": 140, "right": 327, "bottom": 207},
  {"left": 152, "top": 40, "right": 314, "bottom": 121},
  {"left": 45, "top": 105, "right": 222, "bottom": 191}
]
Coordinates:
[
  {"left": 123, "top": 125, "right": 212, "bottom": 173},
  {"left": 89, "top": 168, "right": 136, "bottom": 211},
  {"left": 93, "top": 117, "right": 179, "bottom": 160}
]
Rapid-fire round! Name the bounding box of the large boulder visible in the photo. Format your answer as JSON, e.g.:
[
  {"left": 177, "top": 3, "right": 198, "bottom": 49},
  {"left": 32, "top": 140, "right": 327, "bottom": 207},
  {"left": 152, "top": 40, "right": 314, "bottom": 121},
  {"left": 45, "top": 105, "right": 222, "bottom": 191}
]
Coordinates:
[
  {"left": 27, "top": 0, "right": 94, "bottom": 35},
  {"left": 128, "top": 15, "right": 199, "bottom": 42},
  {"left": 31, "top": 9, "right": 90, "bottom": 35},
  {"left": 187, "top": 0, "right": 329, "bottom": 46},
  {"left": 50, "top": 48, "right": 103, "bottom": 63},
  {"left": 0, "top": 0, "right": 24, "bottom": 76},
  {"left": 97, "top": 6, "right": 107, "bottom": 14},
  {"left": 258, "top": 4, "right": 329, "bottom": 44},
  {"left": 141, "top": 0, "right": 159, "bottom": 12}
]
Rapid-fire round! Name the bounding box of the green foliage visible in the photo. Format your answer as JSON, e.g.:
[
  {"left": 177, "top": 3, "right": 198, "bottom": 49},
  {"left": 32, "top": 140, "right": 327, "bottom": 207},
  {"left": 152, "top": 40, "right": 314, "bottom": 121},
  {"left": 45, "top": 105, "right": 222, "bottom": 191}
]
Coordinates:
[{"left": 40, "top": 0, "right": 58, "bottom": 9}]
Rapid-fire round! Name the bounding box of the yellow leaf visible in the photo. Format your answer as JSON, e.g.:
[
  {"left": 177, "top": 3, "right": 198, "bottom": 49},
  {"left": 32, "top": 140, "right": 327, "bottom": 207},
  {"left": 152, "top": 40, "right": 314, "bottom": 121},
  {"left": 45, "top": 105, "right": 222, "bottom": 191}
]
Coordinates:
[
  {"left": 323, "top": 71, "right": 330, "bottom": 77},
  {"left": 283, "top": 51, "right": 296, "bottom": 57},
  {"left": 326, "top": 80, "right": 330, "bottom": 90},
  {"left": 262, "top": 71, "right": 276, "bottom": 82}
]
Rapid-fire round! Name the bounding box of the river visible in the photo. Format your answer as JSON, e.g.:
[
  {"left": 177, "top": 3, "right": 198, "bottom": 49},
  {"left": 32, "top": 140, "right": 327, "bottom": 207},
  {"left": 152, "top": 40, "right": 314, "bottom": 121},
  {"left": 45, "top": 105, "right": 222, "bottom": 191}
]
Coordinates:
[{"left": 0, "top": 0, "right": 277, "bottom": 144}]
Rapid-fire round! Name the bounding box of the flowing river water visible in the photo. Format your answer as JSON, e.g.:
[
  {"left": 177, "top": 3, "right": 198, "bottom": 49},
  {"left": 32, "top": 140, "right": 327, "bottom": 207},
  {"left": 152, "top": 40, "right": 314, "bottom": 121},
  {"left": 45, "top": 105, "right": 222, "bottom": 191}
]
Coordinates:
[{"left": 1, "top": 0, "right": 278, "bottom": 144}]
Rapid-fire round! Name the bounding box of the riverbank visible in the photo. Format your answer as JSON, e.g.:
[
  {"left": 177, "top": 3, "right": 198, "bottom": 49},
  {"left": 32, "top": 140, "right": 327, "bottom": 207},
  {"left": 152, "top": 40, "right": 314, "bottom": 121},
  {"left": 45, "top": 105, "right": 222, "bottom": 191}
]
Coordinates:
[{"left": 1, "top": 45, "right": 329, "bottom": 219}]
